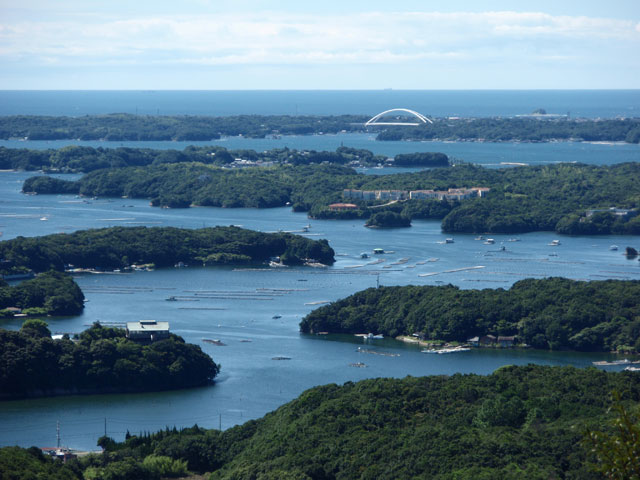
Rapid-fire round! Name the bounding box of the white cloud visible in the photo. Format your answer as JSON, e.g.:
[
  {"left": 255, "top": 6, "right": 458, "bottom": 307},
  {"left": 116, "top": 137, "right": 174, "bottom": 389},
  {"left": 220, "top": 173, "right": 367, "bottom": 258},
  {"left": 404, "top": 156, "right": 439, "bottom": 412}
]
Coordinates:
[{"left": 0, "top": 12, "right": 640, "bottom": 64}]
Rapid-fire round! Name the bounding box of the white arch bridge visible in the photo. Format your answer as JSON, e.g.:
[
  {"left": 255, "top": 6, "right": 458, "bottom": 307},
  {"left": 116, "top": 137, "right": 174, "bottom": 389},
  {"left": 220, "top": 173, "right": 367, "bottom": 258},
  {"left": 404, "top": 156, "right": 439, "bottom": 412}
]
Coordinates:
[{"left": 365, "top": 108, "right": 433, "bottom": 127}]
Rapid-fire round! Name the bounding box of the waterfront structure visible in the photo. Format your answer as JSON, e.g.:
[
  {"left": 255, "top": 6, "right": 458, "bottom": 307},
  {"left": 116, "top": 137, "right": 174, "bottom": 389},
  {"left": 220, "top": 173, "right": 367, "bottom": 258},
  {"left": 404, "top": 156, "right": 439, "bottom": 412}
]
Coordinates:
[
  {"left": 126, "top": 319, "right": 170, "bottom": 342},
  {"left": 365, "top": 108, "right": 433, "bottom": 127}
]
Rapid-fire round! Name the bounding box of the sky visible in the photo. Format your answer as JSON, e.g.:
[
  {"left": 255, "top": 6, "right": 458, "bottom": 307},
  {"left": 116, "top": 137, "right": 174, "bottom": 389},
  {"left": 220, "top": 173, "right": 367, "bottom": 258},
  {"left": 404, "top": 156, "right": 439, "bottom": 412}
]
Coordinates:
[{"left": 0, "top": 0, "right": 639, "bottom": 90}]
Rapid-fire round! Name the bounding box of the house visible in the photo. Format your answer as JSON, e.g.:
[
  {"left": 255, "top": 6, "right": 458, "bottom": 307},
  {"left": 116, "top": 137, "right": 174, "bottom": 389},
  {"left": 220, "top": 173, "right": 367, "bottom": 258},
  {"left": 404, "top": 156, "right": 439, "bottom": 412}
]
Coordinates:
[
  {"left": 126, "top": 320, "right": 170, "bottom": 342},
  {"left": 479, "top": 335, "right": 497, "bottom": 347},
  {"left": 498, "top": 336, "right": 516, "bottom": 348},
  {"left": 586, "top": 207, "right": 638, "bottom": 218},
  {"left": 328, "top": 203, "right": 358, "bottom": 211},
  {"left": 467, "top": 336, "right": 480, "bottom": 347},
  {"left": 40, "top": 447, "right": 77, "bottom": 462}
]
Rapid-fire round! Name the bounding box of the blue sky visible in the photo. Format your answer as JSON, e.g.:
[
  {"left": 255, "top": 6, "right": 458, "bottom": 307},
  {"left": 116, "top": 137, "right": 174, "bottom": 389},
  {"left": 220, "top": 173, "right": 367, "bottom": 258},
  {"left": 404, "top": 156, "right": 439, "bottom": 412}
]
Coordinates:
[{"left": 1, "top": 0, "right": 638, "bottom": 89}]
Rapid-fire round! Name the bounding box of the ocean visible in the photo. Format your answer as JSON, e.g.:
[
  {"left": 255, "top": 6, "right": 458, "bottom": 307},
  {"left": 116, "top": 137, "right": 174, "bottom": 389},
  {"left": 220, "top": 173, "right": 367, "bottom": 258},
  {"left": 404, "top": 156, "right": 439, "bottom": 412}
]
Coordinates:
[{"left": 1, "top": 90, "right": 639, "bottom": 118}]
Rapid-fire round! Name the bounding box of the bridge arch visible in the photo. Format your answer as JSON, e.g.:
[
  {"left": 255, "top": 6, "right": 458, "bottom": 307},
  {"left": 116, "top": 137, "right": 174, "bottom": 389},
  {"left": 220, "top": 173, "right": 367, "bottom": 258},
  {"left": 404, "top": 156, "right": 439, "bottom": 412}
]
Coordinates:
[{"left": 365, "top": 108, "right": 433, "bottom": 127}]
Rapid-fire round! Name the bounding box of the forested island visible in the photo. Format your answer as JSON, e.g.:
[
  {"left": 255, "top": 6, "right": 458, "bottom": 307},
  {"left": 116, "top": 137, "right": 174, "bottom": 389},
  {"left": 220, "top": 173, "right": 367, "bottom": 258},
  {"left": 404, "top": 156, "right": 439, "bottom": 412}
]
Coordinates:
[
  {"left": 0, "top": 321, "right": 218, "bottom": 399},
  {"left": 0, "top": 226, "right": 335, "bottom": 271},
  {"left": 0, "top": 271, "right": 84, "bottom": 317},
  {"left": 1, "top": 113, "right": 638, "bottom": 143},
  {"left": 365, "top": 211, "right": 411, "bottom": 228},
  {"left": 377, "top": 116, "right": 640, "bottom": 143},
  {"left": 24, "top": 160, "right": 640, "bottom": 235},
  {"left": 300, "top": 278, "right": 640, "bottom": 352},
  {"left": 2, "top": 145, "right": 435, "bottom": 173},
  {"left": 1, "top": 365, "right": 638, "bottom": 478}
]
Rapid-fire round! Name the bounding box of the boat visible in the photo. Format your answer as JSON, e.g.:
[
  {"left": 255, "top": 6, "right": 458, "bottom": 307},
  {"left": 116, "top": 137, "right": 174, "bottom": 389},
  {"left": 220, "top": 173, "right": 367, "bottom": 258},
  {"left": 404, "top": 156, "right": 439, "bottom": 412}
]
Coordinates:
[
  {"left": 269, "top": 261, "right": 288, "bottom": 268},
  {"left": 349, "top": 362, "right": 367, "bottom": 368},
  {"left": 444, "top": 238, "right": 454, "bottom": 244},
  {"left": 609, "top": 245, "right": 619, "bottom": 251},
  {"left": 508, "top": 238, "right": 520, "bottom": 242},
  {"left": 373, "top": 248, "right": 385, "bottom": 254},
  {"left": 484, "top": 239, "right": 495, "bottom": 245},
  {"left": 474, "top": 236, "right": 484, "bottom": 241},
  {"left": 548, "top": 239, "right": 561, "bottom": 246},
  {"left": 436, "top": 346, "right": 470, "bottom": 354},
  {"left": 360, "top": 252, "right": 369, "bottom": 259},
  {"left": 272, "top": 315, "right": 282, "bottom": 319},
  {"left": 203, "top": 339, "right": 226, "bottom": 346},
  {"left": 624, "top": 366, "right": 640, "bottom": 372},
  {"left": 499, "top": 245, "right": 506, "bottom": 251},
  {"left": 272, "top": 356, "right": 291, "bottom": 360},
  {"left": 165, "top": 296, "right": 178, "bottom": 301},
  {"left": 366, "top": 333, "right": 384, "bottom": 339},
  {"left": 422, "top": 346, "right": 470, "bottom": 354},
  {"left": 40, "top": 216, "right": 48, "bottom": 221},
  {"left": 592, "top": 359, "right": 630, "bottom": 366}
]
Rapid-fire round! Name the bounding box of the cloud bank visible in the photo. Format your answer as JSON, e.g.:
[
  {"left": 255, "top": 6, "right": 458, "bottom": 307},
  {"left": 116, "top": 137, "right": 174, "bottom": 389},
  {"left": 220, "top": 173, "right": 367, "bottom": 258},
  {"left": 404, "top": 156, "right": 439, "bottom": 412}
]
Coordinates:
[{"left": 1, "top": 10, "right": 638, "bottom": 88}]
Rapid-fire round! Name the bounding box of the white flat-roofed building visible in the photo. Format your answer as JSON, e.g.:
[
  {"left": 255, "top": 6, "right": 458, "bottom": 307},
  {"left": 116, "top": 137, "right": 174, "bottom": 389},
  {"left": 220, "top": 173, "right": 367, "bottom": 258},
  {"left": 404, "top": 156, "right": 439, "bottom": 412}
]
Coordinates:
[
  {"left": 410, "top": 190, "right": 438, "bottom": 200},
  {"left": 126, "top": 320, "right": 170, "bottom": 342}
]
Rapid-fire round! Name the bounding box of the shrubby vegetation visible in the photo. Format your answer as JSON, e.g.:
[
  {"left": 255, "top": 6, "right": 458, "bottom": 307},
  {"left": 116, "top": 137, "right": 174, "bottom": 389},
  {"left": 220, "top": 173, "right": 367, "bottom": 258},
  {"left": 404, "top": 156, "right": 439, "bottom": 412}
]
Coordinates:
[
  {"left": 0, "top": 271, "right": 84, "bottom": 317},
  {"left": 0, "top": 226, "right": 335, "bottom": 271},
  {"left": 2, "top": 365, "right": 638, "bottom": 478},
  {"left": 0, "top": 322, "right": 219, "bottom": 399},
  {"left": 377, "top": 117, "right": 640, "bottom": 143},
  {"left": 300, "top": 278, "right": 640, "bottom": 352}
]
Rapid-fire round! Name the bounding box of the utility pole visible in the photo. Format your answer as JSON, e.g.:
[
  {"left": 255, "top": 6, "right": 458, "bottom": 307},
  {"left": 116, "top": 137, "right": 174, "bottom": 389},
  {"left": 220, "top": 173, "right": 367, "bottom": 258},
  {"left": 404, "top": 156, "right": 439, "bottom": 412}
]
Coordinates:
[
  {"left": 219, "top": 413, "right": 222, "bottom": 431},
  {"left": 56, "top": 420, "right": 60, "bottom": 448}
]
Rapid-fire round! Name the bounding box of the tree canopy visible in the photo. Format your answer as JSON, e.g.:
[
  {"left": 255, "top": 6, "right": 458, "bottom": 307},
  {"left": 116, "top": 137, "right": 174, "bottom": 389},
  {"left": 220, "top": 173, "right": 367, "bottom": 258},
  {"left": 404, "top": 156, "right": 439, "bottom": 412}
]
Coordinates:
[
  {"left": 300, "top": 278, "right": 640, "bottom": 352},
  {"left": 0, "top": 322, "right": 219, "bottom": 399},
  {"left": 0, "top": 226, "right": 335, "bottom": 272}
]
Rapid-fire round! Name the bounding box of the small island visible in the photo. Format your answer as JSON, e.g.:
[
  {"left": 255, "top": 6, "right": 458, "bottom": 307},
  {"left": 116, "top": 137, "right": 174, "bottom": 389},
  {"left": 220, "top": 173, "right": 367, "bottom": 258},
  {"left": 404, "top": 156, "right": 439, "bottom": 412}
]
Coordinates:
[
  {"left": 0, "top": 321, "right": 219, "bottom": 399},
  {"left": 300, "top": 278, "right": 640, "bottom": 352},
  {"left": 0, "top": 225, "right": 336, "bottom": 272},
  {"left": 365, "top": 211, "right": 411, "bottom": 228}
]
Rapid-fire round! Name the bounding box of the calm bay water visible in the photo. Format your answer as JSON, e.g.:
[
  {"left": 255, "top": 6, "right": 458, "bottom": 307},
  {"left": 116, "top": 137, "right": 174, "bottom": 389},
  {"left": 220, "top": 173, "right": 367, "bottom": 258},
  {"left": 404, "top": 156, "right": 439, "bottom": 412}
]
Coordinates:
[
  {"left": 2, "top": 133, "right": 639, "bottom": 169},
  {"left": 1, "top": 90, "right": 639, "bottom": 118},
  {"left": 1, "top": 169, "right": 639, "bottom": 450}
]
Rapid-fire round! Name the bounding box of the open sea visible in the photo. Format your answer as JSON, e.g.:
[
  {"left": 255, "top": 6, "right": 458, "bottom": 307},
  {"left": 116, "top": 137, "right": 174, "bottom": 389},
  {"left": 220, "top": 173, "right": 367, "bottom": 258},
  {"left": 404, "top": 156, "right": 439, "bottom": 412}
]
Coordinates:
[
  {"left": 1, "top": 90, "right": 640, "bottom": 118},
  {"left": 0, "top": 90, "right": 639, "bottom": 451}
]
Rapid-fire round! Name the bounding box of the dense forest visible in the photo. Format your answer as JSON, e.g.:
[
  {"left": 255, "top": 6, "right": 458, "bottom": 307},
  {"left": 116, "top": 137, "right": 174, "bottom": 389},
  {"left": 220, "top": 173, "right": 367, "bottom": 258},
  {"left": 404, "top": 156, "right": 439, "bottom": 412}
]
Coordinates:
[
  {"left": 1, "top": 365, "right": 638, "bottom": 479},
  {"left": 300, "top": 278, "right": 640, "bottom": 352},
  {"left": 24, "top": 160, "right": 640, "bottom": 234},
  {"left": 0, "top": 321, "right": 219, "bottom": 399},
  {"left": 0, "top": 226, "right": 335, "bottom": 271},
  {"left": 377, "top": 117, "right": 640, "bottom": 143},
  {"left": 0, "top": 114, "right": 368, "bottom": 141},
  {"left": 1, "top": 145, "right": 417, "bottom": 172},
  {"left": 1, "top": 114, "right": 638, "bottom": 143},
  {"left": 0, "top": 271, "right": 84, "bottom": 317},
  {"left": 365, "top": 211, "right": 411, "bottom": 228}
]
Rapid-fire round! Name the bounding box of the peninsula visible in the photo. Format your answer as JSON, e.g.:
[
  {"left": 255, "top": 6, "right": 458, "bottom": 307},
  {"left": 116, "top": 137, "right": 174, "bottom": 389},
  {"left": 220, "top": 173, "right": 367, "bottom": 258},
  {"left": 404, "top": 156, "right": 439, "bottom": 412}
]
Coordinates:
[
  {"left": 0, "top": 321, "right": 219, "bottom": 399},
  {"left": 300, "top": 278, "right": 640, "bottom": 352},
  {"left": 1, "top": 365, "right": 638, "bottom": 478}
]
